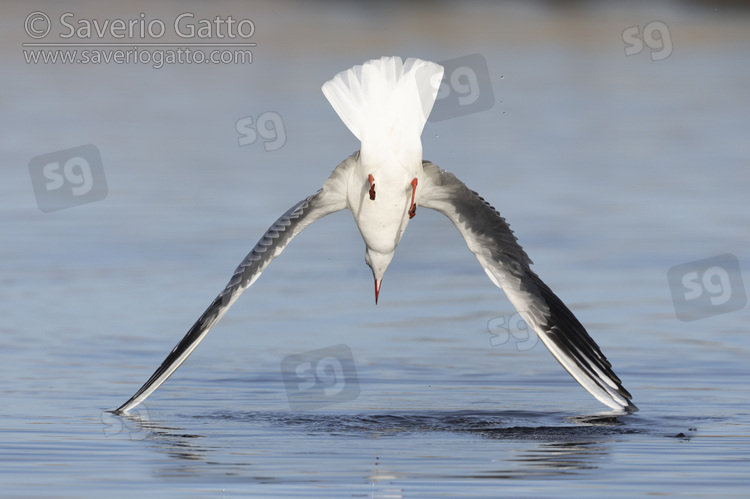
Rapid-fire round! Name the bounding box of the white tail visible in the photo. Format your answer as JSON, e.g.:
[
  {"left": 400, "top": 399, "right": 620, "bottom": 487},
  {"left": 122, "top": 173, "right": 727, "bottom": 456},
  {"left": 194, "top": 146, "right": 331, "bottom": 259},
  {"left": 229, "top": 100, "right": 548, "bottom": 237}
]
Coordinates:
[{"left": 322, "top": 57, "right": 444, "bottom": 145}]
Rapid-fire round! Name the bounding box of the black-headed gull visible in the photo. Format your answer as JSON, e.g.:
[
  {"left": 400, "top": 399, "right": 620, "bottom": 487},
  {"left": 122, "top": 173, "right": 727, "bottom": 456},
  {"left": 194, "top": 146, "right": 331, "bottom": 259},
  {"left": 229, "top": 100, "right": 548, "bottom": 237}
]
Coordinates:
[{"left": 115, "top": 56, "right": 636, "bottom": 414}]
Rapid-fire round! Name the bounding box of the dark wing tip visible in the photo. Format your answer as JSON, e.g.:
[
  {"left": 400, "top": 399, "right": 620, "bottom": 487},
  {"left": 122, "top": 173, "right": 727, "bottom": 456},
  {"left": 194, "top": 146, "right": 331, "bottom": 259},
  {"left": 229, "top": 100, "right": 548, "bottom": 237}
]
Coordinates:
[{"left": 535, "top": 274, "right": 636, "bottom": 410}]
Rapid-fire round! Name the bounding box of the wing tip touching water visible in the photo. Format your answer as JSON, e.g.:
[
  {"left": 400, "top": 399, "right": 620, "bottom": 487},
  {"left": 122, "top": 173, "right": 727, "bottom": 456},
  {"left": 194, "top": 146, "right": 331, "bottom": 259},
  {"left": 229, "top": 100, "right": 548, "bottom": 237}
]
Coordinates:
[
  {"left": 419, "top": 161, "right": 637, "bottom": 412},
  {"left": 112, "top": 176, "right": 350, "bottom": 414},
  {"left": 530, "top": 272, "right": 637, "bottom": 412}
]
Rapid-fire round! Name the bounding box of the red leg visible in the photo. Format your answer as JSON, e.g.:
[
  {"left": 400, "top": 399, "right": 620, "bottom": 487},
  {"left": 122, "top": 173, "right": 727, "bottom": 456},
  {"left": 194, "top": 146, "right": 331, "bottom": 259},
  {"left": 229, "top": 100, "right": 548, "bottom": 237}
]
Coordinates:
[
  {"left": 408, "top": 177, "right": 418, "bottom": 219},
  {"left": 368, "top": 174, "right": 376, "bottom": 200}
]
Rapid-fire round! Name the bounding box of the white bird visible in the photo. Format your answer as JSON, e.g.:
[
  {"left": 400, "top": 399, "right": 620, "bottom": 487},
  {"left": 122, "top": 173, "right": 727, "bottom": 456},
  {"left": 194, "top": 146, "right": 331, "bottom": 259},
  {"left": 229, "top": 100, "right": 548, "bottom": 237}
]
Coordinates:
[{"left": 114, "top": 56, "right": 636, "bottom": 414}]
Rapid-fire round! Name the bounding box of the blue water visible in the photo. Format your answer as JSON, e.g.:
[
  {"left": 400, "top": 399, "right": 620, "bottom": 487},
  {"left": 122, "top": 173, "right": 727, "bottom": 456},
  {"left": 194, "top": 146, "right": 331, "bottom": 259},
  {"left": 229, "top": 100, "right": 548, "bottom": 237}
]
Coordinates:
[{"left": 3, "top": 1, "right": 750, "bottom": 496}]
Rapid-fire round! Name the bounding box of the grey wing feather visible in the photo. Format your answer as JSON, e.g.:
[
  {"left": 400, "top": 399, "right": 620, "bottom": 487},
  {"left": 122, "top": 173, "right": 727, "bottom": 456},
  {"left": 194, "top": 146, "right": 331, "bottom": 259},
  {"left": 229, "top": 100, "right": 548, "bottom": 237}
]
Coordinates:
[
  {"left": 419, "top": 161, "right": 636, "bottom": 411},
  {"left": 114, "top": 157, "right": 352, "bottom": 413}
]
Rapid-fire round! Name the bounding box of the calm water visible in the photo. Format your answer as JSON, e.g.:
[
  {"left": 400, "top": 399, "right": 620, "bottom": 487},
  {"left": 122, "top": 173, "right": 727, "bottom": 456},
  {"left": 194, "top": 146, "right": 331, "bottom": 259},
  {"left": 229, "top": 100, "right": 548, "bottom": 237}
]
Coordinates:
[{"left": 2, "top": 1, "right": 750, "bottom": 497}]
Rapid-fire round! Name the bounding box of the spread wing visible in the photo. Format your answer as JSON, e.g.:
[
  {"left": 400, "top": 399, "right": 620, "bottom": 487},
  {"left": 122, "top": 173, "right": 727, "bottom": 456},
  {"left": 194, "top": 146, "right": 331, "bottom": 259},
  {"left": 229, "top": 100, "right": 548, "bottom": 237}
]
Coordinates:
[
  {"left": 114, "top": 156, "right": 353, "bottom": 413},
  {"left": 419, "top": 161, "right": 636, "bottom": 411}
]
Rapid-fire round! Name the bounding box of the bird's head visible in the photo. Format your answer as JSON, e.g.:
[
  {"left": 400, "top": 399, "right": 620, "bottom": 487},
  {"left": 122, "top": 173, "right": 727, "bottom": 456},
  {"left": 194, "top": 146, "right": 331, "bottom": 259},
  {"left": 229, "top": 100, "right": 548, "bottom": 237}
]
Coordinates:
[{"left": 365, "top": 248, "right": 395, "bottom": 304}]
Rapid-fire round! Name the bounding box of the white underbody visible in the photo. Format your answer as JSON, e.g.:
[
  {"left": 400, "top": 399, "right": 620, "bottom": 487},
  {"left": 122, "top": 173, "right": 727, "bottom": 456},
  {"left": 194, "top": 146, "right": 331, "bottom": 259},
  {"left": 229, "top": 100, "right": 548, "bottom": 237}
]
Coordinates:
[
  {"left": 321, "top": 56, "right": 443, "bottom": 272},
  {"left": 347, "top": 146, "right": 422, "bottom": 255}
]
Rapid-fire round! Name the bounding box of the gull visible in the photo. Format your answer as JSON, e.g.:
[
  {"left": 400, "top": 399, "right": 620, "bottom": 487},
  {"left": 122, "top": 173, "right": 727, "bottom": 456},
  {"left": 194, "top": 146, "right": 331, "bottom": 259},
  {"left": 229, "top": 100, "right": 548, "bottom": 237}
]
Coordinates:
[{"left": 114, "top": 56, "right": 636, "bottom": 414}]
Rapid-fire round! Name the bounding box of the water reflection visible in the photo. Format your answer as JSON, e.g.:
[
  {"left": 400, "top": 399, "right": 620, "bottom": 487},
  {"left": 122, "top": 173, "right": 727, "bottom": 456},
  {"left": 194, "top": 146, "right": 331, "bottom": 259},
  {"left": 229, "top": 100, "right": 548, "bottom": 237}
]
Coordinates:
[
  {"left": 111, "top": 409, "right": 641, "bottom": 482},
  {"left": 487, "top": 441, "right": 610, "bottom": 479}
]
